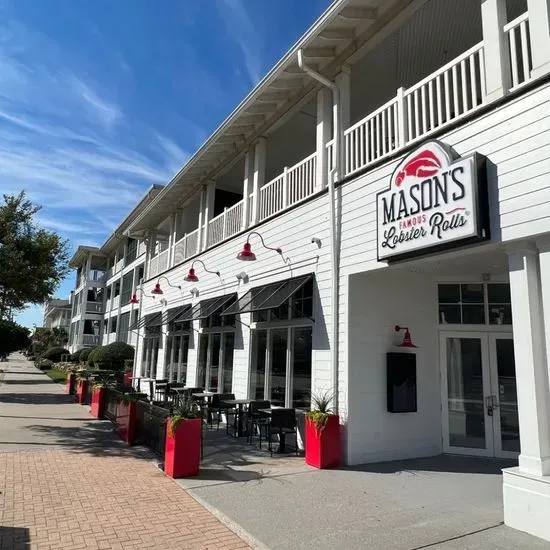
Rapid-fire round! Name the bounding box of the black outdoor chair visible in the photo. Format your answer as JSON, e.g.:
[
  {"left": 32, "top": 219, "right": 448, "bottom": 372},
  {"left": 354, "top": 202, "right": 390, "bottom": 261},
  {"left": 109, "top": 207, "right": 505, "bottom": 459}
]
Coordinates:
[
  {"left": 153, "top": 379, "right": 169, "bottom": 402},
  {"left": 268, "top": 408, "right": 298, "bottom": 456},
  {"left": 205, "top": 393, "right": 225, "bottom": 430},
  {"left": 247, "top": 400, "right": 271, "bottom": 448}
]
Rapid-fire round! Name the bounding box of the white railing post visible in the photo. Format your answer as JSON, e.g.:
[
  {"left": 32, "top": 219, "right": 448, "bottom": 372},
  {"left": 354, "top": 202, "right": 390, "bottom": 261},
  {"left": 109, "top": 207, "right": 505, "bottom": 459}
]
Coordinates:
[
  {"left": 527, "top": 0, "right": 550, "bottom": 78},
  {"left": 282, "top": 167, "right": 289, "bottom": 209},
  {"left": 252, "top": 137, "right": 266, "bottom": 225},
  {"left": 202, "top": 181, "right": 215, "bottom": 250},
  {"left": 183, "top": 233, "right": 188, "bottom": 260},
  {"left": 196, "top": 185, "right": 205, "bottom": 253},
  {"left": 222, "top": 208, "right": 228, "bottom": 240},
  {"left": 242, "top": 149, "right": 253, "bottom": 230},
  {"left": 396, "top": 87, "right": 407, "bottom": 148},
  {"left": 481, "top": 0, "right": 511, "bottom": 100}
]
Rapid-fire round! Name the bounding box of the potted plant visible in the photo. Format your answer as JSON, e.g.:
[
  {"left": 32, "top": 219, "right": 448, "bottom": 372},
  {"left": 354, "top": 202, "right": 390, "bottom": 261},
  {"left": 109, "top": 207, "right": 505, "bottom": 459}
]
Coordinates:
[
  {"left": 305, "top": 391, "right": 341, "bottom": 469},
  {"left": 76, "top": 370, "right": 90, "bottom": 405},
  {"left": 122, "top": 359, "right": 133, "bottom": 388},
  {"left": 65, "top": 366, "right": 78, "bottom": 395},
  {"left": 115, "top": 393, "right": 141, "bottom": 444},
  {"left": 90, "top": 373, "right": 113, "bottom": 419},
  {"left": 164, "top": 400, "right": 203, "bottom": 478}
]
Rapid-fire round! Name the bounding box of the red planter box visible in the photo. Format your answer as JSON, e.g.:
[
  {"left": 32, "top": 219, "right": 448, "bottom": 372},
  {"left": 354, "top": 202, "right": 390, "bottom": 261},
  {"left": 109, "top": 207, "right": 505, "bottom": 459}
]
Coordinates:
[
  {"left": 164, "top": 418, "right": 202, "bottom": 478},
  {"left": 123, "top": 372, "right": 133, "bottom": 388},
  {"left": 76, "top": 380, "right": 89, "bottom": 405},
  {"left": 65, "top": 373, "right": 76, "bottom": 395},
  {"left": 90, "top": 387, "right": 106, "bottom": 419},
  {"left": 305, "top": 414, "right": 341, "bottom": 469},
  {"left": 116, "top": 401, "right": 136, "bottom": 444}
]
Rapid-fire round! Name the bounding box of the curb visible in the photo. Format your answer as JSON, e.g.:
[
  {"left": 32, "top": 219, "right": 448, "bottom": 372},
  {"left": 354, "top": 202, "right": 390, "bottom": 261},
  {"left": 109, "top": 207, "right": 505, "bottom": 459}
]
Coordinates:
[{"left": 185, "top": 487, "right": 271, "bottom": 550}]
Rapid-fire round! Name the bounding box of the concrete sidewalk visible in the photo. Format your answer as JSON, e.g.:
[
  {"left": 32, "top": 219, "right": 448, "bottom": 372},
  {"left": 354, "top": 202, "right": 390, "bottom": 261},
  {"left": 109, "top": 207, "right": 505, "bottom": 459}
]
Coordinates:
[{"left": 0, "top": 354, "right": 252, "bottom": 550}]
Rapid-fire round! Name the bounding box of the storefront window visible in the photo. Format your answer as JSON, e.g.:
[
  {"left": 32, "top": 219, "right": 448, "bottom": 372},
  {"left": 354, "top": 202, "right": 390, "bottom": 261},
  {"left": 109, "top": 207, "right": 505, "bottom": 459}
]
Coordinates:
[
  {"left": 250, "top": 330, "right": 267, "bottom": 400},
  {"left": 251, "top": 326, "right": 313, "bottom": 410},
  {"left": 142, "top": 335, "right": 160, "bottom": 378},
  {"left": 488, "top": 284, "right": 512, "bottom": 325},
  {"left": 209, "top": 333, "right": 221, "bottom": 392},
  {"left": 438, "top": 283, "right": 512, "bottom": 326},
  {"left": 165, "top": 331, "right": 190, "bottom": 384},
  {"left": 252, "top": 278, "right": 314, "bottom": 322},
  {"left": 222, "top": 333, "right": 235, "bottom": 393},
  {"left": 197, "top": 334, "right": 208, "bottom": 389},
  {"left": 292, "top": 327, "right": 312, "bottom": 409}
]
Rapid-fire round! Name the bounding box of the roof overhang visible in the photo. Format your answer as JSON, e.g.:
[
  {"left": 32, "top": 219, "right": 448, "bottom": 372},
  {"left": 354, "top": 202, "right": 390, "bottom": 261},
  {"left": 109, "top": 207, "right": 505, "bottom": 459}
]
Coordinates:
[
  {"left": 69, "top": 246, "right": 102, "bottom": 268},
  {"left": 99, "top": 184, "right": 164, "bottom": 254},
  {"left": 126, "top": 0, "right": 413, "bottom": 235}
]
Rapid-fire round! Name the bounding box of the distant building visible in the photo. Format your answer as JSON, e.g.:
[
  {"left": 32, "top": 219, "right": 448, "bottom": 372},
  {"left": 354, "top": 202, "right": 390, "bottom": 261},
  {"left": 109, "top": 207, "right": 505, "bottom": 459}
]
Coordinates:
[{"left": 43, "top": 299, "right": 71, "bottom": 331}]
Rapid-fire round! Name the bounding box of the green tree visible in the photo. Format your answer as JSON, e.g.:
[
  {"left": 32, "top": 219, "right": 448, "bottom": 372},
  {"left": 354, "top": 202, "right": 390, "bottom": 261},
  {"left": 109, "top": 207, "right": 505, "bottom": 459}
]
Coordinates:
[
  {"left": 0, "top": 192, "right": 69, "bottom": 318},
  {"left": 0, "top": 319, "right": 29, "bottom": 356}
]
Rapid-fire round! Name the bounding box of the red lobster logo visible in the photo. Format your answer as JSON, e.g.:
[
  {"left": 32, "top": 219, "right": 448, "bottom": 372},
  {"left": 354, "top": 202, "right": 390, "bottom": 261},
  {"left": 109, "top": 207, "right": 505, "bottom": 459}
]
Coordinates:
[{"left": 395, "top": 149, "right": 442, "bottom": 186}]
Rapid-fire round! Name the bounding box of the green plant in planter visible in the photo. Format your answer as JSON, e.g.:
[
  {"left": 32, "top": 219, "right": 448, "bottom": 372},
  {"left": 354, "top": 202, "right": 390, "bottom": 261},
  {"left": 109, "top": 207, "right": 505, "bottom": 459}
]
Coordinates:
[
  {"left": 76, "top": 369, "right": 90, "bottom": 381},
  {"left": 118, "top": 392, "right": 148, "bottom": 405},
  {"left": 92, "top": 372, "right": 115, "bottom": 390},
  {"left": 168, "top": 400, "right": 202, "bottom": 436},
  {"left": 306, "top": 391, "right": 335, "bottom": 433}
]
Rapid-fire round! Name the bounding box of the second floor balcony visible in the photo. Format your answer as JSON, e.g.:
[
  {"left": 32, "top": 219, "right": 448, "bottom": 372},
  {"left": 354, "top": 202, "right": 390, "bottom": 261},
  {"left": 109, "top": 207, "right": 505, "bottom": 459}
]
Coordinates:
[{"left": 143, "top": 2, "right": 540, "bottom": 283}]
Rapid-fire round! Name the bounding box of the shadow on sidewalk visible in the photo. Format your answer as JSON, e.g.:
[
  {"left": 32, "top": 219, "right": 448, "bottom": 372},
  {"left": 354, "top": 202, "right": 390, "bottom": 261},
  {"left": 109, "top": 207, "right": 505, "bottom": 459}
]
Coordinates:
[
  {"left": 1, "top": 379, "right": 58, "bottom": 385},
  {"left": 0, "top": 393, "right": 75, "bottom": 405},
  {"left": 0, "top": 526, "right": 31, "bottom": 550},
  {"left": 28, "top": 420, "right": 155, "bottom": 461}
]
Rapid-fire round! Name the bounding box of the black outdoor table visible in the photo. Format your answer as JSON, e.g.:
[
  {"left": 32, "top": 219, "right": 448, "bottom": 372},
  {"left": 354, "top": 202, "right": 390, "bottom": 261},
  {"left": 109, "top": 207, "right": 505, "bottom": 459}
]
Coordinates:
[{"left": 222, "top": 399, "right": 251, "bottom": 438}]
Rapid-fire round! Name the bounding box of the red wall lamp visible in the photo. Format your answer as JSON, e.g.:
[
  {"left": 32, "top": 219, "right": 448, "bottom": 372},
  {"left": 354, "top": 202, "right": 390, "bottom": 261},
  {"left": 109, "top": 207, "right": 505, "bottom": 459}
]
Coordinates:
[
  {"left": 129, "top": 287, "right": 155, "bottom": 304},
  {"left": 394, "top": 325, "right": 417, "bottom": 348},
  {"left": 151, "top": 276, "right": 182, "bottom": 295},
  {"left": 184, "top": 259, "right": 221, "bottom": 282},
  {"left": 237, "top": 231, "right": 283, "bottom": 261}
]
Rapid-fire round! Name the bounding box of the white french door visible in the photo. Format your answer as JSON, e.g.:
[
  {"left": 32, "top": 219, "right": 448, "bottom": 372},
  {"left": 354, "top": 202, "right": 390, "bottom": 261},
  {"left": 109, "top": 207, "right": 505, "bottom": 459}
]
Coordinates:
[{"left": 440, "top": 331, "right": 519, "bottom": 459}]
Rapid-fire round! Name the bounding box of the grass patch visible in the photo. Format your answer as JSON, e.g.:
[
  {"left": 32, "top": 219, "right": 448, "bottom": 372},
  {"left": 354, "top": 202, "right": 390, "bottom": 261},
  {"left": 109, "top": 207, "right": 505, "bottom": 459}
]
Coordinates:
[{"left": 46, "top": 369, "right": 67, "bottom": 384}]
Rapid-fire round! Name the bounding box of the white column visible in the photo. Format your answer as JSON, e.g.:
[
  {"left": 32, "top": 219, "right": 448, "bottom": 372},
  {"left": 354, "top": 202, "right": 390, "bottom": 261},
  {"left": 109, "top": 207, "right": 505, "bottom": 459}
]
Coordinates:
[
  {"left": 144, "top": 231, "right": 156, "bottom": 281},
  {"left": 202, "top": 181, "right": 215, "bottom": 250},
  {"left": 196, "top": 185, "right": 205, "bottom": 252},
  {"left": 242, "top": 148, "right": 254, "bottom": 229},
  {"left": 481, "top": 0, "right": 511, "bottom": 101},
  {"left": 527, "top": 0, "right": 550, "bottom": 78},
  {"left": 335, "top": 65, "right": 350, "bottom": 181},
  {"left": 315, "top": 87, "right": 332, "bottom": 190},
  {"left": 507, "top": 243, "right": 550, "bottom": 476},
  {"left": 168, "top": 212, "right": 177, "bottom": 267},
  {"left": 251, "top": 137, "right": 267, "bottom": 225}
]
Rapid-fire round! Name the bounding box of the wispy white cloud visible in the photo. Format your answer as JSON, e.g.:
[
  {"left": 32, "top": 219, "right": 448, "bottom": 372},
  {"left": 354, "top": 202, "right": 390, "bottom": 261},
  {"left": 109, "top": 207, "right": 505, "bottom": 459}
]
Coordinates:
[
  {"left": 68, "top": 76, "right": 123, "bottom": 130},
  {"left": 216, "top": 0, "right": 264, "bottom": 85}
]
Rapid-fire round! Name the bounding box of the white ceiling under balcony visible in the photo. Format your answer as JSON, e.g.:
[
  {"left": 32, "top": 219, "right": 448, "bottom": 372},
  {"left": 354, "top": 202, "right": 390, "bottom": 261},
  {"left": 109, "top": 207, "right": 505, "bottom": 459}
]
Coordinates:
[{"left": 127, "top": 0, "right": 422, "bottom": 235}]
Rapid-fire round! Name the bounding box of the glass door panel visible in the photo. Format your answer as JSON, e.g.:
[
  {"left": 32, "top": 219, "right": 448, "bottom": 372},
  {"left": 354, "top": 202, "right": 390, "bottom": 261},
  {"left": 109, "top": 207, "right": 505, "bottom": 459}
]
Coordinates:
[
  {"left": 250, "top": 330, "right": 267, "bottom": 400},
  {"left": 489, "top": 334, "right": 519, "bottom": 457},
  {"left": 222, "top": 333, "right": 235, "bottom": 393},
  {"left": 197, "top": 334, "right": 208, "bottom": 389},
  {"left": 292, "top": 327, "right": 312, "bottom": 410},
  {"left": 209, "top": 333, "right": 221, "bottom": 392},
  {"left": 440, "top": 332, "right": 493, "bottom": 456},
  {"left": 270, "top": 329, "right": 288, "bottom": 407}
]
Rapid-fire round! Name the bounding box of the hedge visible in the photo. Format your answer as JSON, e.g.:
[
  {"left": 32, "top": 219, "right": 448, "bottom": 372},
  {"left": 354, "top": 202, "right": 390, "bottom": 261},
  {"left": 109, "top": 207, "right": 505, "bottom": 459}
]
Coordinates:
[
  {"left": 78, "top": 347, "right": 96, "bottom": 365},
  {"left": 40, "top": 347, "right": 70, "bottom": 363},
  {"left": 69, "top": 349, "right": 83, "bottom": 363},
  {"left": 91, "top": 342, "right": 134, "bottom": 370}
]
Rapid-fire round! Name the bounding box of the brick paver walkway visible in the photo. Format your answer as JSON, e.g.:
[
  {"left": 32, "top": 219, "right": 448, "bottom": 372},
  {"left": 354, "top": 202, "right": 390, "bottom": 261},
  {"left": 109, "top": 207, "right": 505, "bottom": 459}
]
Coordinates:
[{"left": 0, "top": 355, "right": 251, "bottom": 550}]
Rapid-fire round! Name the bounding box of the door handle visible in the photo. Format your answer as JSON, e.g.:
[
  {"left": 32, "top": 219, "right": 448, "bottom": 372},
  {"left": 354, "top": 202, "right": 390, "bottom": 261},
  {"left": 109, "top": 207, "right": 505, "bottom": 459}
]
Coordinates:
[{"left": 486, "top": 396, "right": 493, "bottom": 416}]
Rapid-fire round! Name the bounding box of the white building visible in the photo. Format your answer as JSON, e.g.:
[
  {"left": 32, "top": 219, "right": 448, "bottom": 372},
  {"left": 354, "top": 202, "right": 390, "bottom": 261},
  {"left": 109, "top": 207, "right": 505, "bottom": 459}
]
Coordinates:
[
  {"left": 43, "top": 299, "right": 71, "bottom": 331},
  {"left": 66, "top": 0, "right": 550, "bottom": 541},
  {"left": 67, "top": 185, "right": 163, "bottom": 352}
]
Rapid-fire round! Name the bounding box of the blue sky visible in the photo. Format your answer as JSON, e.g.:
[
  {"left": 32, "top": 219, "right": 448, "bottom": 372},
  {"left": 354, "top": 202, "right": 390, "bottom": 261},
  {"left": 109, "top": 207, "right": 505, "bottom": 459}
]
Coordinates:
[{"left": 4, "top": 0, "right": 332, "bottom": 329}]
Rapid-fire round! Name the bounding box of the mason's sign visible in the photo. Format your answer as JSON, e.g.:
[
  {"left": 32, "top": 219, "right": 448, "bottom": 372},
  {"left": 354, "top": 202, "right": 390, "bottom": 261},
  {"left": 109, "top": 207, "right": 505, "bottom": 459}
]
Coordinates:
[{"left": 376, "top": 141, "right": 489, "bottom": 262}]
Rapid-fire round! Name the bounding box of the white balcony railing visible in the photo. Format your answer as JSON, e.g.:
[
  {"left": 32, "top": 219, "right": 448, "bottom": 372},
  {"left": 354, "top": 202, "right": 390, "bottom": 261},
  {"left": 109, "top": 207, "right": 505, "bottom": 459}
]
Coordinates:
[
  {"left": 208, "top": 200, "right": 244, "bottom": 247},
  {"left": 86, "top": 302, "right": 103, "bottom": 314},
  {"left": 259, "top": 152, "right": 317, "bottom": 222},
  {"left": 111, "top": 295, "right": 120, "bottom": 311},
  {"left": 344, "top": 41, "right": 486, "bottom": 177},
  {"left": 174, "top": 228, "right": 200, "bottom": 265},
  {"left": 82, "top": 334, "right": 100, "bottom": 346},
  {"left": 505, "top": 12, "right": 532, "bottom": 91},
  {"left": 148, "top": 255, "right": 159, "bottom": 279},
  {"left": 157, "top": 249, "right": 169, "bottom": 273}
]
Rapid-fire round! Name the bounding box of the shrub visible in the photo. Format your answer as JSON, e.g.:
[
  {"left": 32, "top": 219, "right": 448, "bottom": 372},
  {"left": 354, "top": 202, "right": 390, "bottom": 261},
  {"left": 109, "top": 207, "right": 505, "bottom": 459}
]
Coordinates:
[
  {"left": 40, "top": 347, "right": 70, "bottom": 363},
  {"left": 93, "top": 342, "right": 134, "bottom": 370},
  {"left": 87, "top": 346, "right": 102, "bottom": 367},
  {"left": 69, "top": 349, "right": 82, "bottom": 363},
  {"left": 35, "top": 358, "right": 54, "bottom": 370},
  {"left": 78, "top": 347, "right": 96, "bottom": 365}
]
